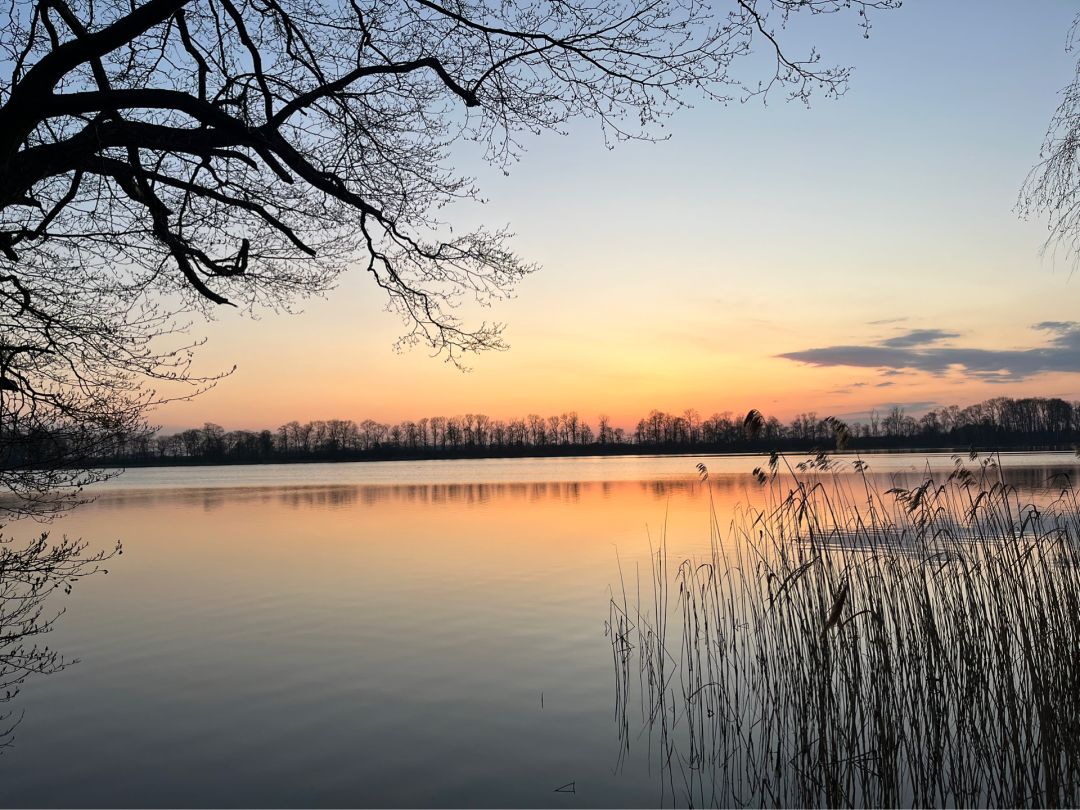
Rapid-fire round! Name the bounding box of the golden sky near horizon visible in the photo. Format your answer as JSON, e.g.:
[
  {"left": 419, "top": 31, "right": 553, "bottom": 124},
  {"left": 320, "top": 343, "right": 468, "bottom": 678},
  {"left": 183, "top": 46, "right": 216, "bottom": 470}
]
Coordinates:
[{"left": 155, "top": 2, "right": 1080, "bottom": 432}]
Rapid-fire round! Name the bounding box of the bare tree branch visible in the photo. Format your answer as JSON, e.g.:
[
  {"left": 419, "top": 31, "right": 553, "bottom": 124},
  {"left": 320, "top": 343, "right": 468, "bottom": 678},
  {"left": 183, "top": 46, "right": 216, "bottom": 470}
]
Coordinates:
[{"left": 0, "top": 0, "right": 894, "bottom": 512}]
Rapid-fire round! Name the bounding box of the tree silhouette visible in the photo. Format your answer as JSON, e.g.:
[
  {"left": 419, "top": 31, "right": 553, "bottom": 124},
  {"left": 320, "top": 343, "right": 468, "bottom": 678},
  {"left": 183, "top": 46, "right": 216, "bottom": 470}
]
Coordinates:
[
  {"left": 1022, "top": 16, "right": 1080, "bottom": 267},
  {"left": 0, "top": 0, "right": 895, "bottom": 508}
]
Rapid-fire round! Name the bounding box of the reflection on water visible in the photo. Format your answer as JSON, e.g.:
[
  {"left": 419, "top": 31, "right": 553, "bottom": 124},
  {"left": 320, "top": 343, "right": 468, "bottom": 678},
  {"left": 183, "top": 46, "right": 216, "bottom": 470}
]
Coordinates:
[
  {"left": 0, "top": 452, "right": 1075, "bottom": 807},
  {"left": 89, "top": 478, "right": 723, "bottom": 511},
  {"left": 611, "top": 460, "right": 1080, "bottom": 807},
  {"left": 0, "top": 532, "right": 119, "bottom": 751},
  {"left": 84, "top": 463, "right": 1080, "bottom": 514}
]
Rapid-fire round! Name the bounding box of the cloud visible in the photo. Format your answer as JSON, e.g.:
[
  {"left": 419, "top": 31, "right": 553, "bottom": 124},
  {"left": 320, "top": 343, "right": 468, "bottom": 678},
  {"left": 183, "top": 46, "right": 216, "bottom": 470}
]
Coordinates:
[
  {"left": 1034, "top": 321, "right": 1080, "bottom": 333},
  {"left": 826, "top": 381, "right": 874, "bottom": 396},
  {"left": 879, "top": 329, "right": 960, "bottom": 348},
  {"left": 778, "top": 323, "right": 1080, "bottom": 382}
]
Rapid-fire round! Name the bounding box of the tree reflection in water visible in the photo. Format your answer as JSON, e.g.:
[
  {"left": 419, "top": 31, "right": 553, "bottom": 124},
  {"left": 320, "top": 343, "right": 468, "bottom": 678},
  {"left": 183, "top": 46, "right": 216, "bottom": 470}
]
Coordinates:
[{"left": 0, "top": 531, "right": 119, "bottom": 749}]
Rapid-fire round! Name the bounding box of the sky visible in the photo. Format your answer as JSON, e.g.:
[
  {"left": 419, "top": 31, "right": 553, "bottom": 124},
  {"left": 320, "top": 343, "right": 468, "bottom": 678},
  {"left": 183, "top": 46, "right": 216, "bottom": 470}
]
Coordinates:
[{"left": 157, "top": 0, "right": 1080, "bottom": 432}]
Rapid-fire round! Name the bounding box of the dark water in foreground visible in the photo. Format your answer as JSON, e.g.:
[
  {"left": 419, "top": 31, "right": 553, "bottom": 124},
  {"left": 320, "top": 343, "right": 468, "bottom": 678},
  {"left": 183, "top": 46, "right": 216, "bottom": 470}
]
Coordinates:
[{"left": 0, "top": 452, "right": 1076, "bottom": 807}]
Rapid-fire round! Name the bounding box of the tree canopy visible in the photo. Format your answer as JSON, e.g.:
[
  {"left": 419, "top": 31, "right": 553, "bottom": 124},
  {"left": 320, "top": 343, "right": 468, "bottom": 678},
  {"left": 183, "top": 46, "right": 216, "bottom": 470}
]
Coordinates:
[{"left": 0, "top": 0, "right": 894, "bottom": 512}]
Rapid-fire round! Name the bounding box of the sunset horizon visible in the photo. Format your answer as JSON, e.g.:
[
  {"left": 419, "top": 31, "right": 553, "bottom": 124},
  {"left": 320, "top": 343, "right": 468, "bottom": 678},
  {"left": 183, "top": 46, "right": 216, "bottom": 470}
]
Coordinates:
[
  {"left": 6, "top": 1, "right": 1080, "bottom": 807},
  {"left": 145, "top": 0, "right": 1080, "bottom": 434}
]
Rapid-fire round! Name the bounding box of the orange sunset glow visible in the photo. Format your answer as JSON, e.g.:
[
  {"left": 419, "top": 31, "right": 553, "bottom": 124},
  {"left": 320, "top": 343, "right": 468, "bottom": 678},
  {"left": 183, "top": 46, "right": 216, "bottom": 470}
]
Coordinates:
[{"left": 150, "top": 9, "right": 1080, "bottom": 433}]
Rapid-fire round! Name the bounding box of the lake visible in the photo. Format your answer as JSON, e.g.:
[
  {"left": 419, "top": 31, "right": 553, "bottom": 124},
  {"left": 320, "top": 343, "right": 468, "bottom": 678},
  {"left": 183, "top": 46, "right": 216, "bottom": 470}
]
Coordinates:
[{"left": 1, "top": 451, "right": 1078, "bottom": 807}]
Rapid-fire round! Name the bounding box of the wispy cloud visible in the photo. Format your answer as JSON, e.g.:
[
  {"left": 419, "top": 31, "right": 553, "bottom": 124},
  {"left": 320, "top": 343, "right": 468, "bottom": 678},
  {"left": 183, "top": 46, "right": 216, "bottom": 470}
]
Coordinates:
[
  {"left": 779, "top": 323, "right": 1080, "bottom": 382},
  {"left": 879, "top": 329, "right": 960, "bottom": 348}
]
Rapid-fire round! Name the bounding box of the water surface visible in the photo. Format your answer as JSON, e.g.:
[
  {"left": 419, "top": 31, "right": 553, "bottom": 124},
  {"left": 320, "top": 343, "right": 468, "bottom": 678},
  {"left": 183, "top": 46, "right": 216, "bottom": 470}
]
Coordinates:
[{"left": 1, "top": 452, "right": 1076, "bottom": 807}]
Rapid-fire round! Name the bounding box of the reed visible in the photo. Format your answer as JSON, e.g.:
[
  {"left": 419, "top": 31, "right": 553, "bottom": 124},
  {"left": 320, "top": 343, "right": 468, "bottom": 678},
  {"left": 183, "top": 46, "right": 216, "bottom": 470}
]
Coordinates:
[{"left": 609, "top": 453, "right": 1080, "bottom": 808}]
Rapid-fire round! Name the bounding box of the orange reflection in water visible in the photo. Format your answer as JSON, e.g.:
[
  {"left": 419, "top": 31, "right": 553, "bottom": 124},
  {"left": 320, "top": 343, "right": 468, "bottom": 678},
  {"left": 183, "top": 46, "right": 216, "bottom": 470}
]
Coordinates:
[
  {"left": 33, "top": 477, "right": 763, "bottom": 646},
  {"left": 58, "top": 478, "right": 734, "bottom": 568},
  {"left": 3, "top": 458, "right": 1080, "bottom": 807}
]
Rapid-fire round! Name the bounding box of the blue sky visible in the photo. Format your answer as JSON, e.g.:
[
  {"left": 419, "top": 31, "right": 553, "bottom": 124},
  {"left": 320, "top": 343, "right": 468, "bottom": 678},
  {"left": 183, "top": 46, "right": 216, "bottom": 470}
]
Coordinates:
[{"left": 158, "top": 1, "right": 1080, "bottom": 430}]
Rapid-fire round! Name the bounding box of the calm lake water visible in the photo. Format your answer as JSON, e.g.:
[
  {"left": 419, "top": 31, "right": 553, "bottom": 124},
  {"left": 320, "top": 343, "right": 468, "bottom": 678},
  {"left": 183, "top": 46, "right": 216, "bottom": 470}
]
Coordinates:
[{"left": 1, "top": 451, "right": 1078, "bottom": 807}]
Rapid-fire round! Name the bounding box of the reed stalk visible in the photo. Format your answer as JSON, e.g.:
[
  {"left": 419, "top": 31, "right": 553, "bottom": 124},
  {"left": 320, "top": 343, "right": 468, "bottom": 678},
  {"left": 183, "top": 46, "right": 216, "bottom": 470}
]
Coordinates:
[{"left": 609, "top": 454, "right": 1080, "bottom": 807}]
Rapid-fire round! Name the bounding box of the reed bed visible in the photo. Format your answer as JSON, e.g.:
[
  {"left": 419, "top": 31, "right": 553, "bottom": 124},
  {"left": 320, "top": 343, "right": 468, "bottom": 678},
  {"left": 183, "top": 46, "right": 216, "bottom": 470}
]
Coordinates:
[{"left": 608, "top": 454, "right": 1080, "bottom": 808}]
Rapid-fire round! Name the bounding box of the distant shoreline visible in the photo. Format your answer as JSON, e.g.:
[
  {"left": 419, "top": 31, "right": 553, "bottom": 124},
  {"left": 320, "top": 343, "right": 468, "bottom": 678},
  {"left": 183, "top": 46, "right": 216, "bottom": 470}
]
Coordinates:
[{"left": 60, "top": 396, "right": 1078, "bottom": 472}]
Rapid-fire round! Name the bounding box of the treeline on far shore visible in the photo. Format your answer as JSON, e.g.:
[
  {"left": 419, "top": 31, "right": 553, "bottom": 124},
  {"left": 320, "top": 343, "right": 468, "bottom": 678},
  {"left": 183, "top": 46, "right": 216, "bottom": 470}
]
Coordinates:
[{"left": 89, "top": 396, "right": 1080, "bottom": 466}]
